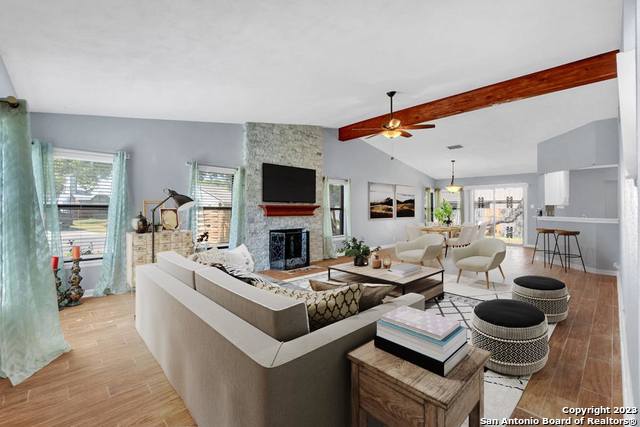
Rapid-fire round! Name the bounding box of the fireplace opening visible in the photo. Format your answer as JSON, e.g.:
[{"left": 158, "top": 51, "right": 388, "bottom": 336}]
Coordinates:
[{"left": 269, "top": 228, "right": 310, "bottom": 270}]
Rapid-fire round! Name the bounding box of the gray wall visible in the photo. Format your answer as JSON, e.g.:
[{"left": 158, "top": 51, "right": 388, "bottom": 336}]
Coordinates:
[
  {"left": 435, "top": 173, "right": 541, "bottom": 246},
  {"left": 559, "top": 167, "right": 618, "bottom": 218},
  {"left": 324, "top": 128, "right": 435, "bottom": 248},
  {"left": 537, "top": 118, "right": 619, "bottom": 173},
  {"left": 0, "top": 56, "right": 15, "bottom": 97},
  {"left": 30, "top": 113, "right": 244, "bottom": 214}
]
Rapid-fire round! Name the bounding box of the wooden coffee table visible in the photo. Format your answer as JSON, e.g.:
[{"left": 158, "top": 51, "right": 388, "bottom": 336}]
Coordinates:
[
  {"left": 327, "top": 262, "right": 444, "bottom": 298},
  {"left": 349, "top": 341, "right": 490, "bottom": 427}
]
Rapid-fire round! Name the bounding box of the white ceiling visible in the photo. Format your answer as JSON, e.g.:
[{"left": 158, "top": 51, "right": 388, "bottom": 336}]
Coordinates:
[
  {"left": 365, "top": 80, "right": 620, "bottom": 179},
  {"left": 0, "top": 0, "right": 622, "bottom": 128}
]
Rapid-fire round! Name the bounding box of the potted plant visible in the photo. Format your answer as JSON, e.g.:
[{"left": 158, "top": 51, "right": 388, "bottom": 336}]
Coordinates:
[
  {"left": 434, "top": 200, "right": 454, "bottom": 226},
  {"left": 342, "top": 237, "right": 371, "bottom": 266}
]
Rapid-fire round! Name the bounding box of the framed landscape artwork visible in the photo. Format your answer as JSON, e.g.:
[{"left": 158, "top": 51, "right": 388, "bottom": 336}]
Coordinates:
[
  {"left": 395, "top": 185, "right": 416, "bottom": 218},
  {"left": 369, "top": 183, "right": 394, "bottom": 219}
]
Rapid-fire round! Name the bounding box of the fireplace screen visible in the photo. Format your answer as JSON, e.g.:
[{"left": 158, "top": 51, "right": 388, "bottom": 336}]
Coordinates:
[{"left": 269, "top": 229, "right": 309, "bottom": 270}]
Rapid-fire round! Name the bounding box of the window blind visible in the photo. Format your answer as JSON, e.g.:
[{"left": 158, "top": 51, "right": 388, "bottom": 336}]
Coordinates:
[
  {"left": 53, "top": 154, "right": 113, "bottom": 260},
  {"left": 196, "top": 167, "right": 234, "bottom": 245}
]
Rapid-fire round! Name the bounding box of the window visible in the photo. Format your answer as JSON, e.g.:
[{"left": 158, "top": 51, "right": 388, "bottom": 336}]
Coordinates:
[
  {"left": 195, "top": 165, "right": 234, "bottom": 246},
  {"left": 425, "top": 187, "right": 434, "bottom": 223},
  {"left": 53, "top": 149, "right": 114, "bottom": 260},
  {"left": 329, "top": 182, "right": 345, "bottom": 236},
  {"left": 439, "top": 190, "right": 462, "bottom": 224}
]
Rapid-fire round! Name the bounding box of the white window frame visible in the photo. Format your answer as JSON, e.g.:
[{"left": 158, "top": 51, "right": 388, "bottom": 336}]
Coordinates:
[
  {"left": 52, "top": 147, "right": 115, "bottom": 261},
  {"left": 194, "top": 164, "right": 236, "bottom": 248}
]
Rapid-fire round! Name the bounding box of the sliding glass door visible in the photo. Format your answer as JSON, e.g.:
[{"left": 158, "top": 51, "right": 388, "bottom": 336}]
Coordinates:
[{"left": 470, "top": 184, "right": 526, "bottom": 245}]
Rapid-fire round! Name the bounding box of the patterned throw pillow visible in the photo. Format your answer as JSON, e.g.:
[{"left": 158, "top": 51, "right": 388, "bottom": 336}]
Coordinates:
[
  {"left": 190, "top": 248, "right": 226, "bottom": 265},
  {"left": 212, "top": 263, "right": 273, "bottom": 287},
  {"left": 309, "top": 279, "right": 395, "bottom": 311},
  {"left": 191, "top": 245, "right": 255, "bottom": 272},
  {"left": 256, "top": 282, "right": 363, "bottom": 330}
]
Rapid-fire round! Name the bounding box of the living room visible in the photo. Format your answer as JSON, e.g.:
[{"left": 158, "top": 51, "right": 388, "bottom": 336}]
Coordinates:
[{"left": 0, "top": 1, "right": 638, "bottom": 426}]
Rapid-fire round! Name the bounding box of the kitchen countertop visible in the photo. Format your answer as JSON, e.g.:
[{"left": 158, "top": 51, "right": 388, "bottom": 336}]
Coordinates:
[{"left": 535, "top": 216, "right": 619, "bottom": 224}]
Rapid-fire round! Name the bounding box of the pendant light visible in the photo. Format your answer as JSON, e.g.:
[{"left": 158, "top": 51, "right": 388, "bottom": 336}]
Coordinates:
[{"left": 445, "top": 160, "right": 462, "bottom": 193}]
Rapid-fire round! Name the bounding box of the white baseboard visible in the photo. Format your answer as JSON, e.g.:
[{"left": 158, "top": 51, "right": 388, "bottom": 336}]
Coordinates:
[
  {"left": 616, "top": 272, "right": 636, "bottom": 414},
  {"left": 529, "top": 253, "right": 617, "bottom": 276}
]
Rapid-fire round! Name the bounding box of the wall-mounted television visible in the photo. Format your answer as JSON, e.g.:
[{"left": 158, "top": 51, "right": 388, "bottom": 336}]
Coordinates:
[{"left": 262, "top": 163, "right": 316, "bottom": 203}]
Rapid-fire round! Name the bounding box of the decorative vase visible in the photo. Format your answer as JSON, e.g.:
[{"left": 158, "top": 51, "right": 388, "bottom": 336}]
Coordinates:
[
  {"left": 53, "top": 268, "right": 68, "bottom": 310},
  {"left": 383, "top": 257, "right": 392, "bottom": 269},
  {"left": 354, "top": 255, "right": 369, "bottom": 267},
  {"left": 371, "top": 252, "right": 382, "bottom": 269},
  {"left": 132, "top": 212, "right": 149, "bottom": 234},
  {"left": 65, "top": 258, "right": 84, "bottom": 306}
]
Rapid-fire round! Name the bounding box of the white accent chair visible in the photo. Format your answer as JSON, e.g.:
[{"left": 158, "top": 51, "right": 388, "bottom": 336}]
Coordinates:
[
  {"left": 452, "top": 238, "right": 507, "bottom": 288},
  {"left": 395, "top": 233, "right": 445, "bottom": 268},
  {"left": 405, "top": 223, "right": 425, "bottom": 241},
  {"left": 444, "top": 223, "right": 477, "bottom": 257}
]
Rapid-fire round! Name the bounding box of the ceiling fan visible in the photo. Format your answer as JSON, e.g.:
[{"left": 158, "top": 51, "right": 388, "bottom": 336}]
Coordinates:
[{"left": 353, "top": 91, "right": 436, "bottom": 139}]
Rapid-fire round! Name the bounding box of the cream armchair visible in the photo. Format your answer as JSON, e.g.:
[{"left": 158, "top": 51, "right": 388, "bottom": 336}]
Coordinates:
[
  {"left": 452, "top": 238, "right": 506, "bottom": 288},
  {"left": 395, "top": 233, "right": 445, "bottom": 268}
]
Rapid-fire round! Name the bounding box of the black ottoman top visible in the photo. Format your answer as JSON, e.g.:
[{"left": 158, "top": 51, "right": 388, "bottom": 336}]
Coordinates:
[
  {"left": 474, "top": 299, "right": 545, "bottom": 328},
  {"left": 514, "top": 275, "right": 565, "bottom": 291}
]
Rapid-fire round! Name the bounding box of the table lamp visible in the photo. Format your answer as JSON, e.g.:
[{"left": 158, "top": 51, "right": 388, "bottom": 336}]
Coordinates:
[{"left": 152, "top": 189, "right": 195, "bottom": 261}]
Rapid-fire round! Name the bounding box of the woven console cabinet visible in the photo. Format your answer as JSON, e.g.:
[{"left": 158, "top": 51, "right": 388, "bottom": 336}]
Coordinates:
[
  {"left": 472, "top": 299, "right": 549, "bottom": 376},
  {"left": 512, "top": 275, "right": 569, "bottom": 323}
]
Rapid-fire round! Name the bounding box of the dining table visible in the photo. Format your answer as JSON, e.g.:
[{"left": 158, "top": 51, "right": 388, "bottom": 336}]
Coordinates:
[{"left": 420, "top": 224, "right": 461, "bottom": 238}]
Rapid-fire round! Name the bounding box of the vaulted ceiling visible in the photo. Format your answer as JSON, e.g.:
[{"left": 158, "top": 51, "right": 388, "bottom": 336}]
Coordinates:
[{"left": 0, "top": 0, "right": 622, "bottom": 177}]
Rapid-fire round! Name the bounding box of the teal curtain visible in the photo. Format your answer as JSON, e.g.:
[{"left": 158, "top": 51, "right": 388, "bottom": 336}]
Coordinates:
[
  {"left": 31, "top": 140, "right": 66, "bottom": 282},
  {"left": 229, "top": 167, "right": 245, "bottom": 248},
  {"left": 94, "top": 152, "right": 129, "bottom": 295},
  {"left": 187, "top": 161, "right": 199, "bottom": 240},
  {"left": 322, "top": 177, "right": 336, "bottom": 259},
  {"left": 0, "top": 100, "right": 69, "bottom": 385}
]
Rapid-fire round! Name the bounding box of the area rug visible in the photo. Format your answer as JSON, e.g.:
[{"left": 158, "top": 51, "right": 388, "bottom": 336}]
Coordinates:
[{"left": 284, "top": 270, "right": 556, "bottom": 423}]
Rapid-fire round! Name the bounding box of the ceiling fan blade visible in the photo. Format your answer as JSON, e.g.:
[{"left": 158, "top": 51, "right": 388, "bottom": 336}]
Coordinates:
[
  {"left": 400, "top": 131, "right": 412, "bottom": 138},
  {"left": 353, "top": 128, "right": 384, "bottom": 131},
  {"left": 404, "top": 124, "right": 436, "bottom": 130}
]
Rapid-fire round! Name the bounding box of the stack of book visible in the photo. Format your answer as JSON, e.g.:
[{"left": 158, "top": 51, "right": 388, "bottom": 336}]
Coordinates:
[
  {"left": 375, "top": 306, "right": 468, "bottom": 376},
  {"left": 388, "top": 263, "right": 420, "bottom": 277}
]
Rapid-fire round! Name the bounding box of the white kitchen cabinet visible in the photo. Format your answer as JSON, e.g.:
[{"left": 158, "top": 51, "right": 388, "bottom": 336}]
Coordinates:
[{"left": 544, "top": 170, "right": 570, "bottom": 206}]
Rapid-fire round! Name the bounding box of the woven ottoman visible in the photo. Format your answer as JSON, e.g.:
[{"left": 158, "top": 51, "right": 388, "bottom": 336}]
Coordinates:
[
  {"left": 513, "top": 275, "right": 569, "bottom": 323},
  {"left": 471, "top": 299, "right": 549, "bottom": 376}
]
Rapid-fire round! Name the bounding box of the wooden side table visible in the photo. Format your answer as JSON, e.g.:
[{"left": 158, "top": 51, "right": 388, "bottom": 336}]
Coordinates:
[{"left": 348, "top": 341, "right": 490, "bottom": 427}]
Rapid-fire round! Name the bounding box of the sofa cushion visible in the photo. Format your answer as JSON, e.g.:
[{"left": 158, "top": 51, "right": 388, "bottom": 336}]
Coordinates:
[
  {"left": 456, "top": 255, "right": 491, "bottom": 271},
  {"left": 191, "top": 244, "right": 255, "bottom": 272},
  {"left": 195, "top": 267, "right": 310, "bottom": 341},
  {"left": 309, "top": 280, "right": 394, "bottom": 311},
  {"left": 255, "top": 282, "right": 363, "bottom": 330},
  {"left": 156, "top": 251, "right": 207, "bottom": 289}
]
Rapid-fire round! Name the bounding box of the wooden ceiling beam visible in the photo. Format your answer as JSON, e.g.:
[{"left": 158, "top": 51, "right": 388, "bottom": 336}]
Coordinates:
[{"left": 338, "top": 50, "right": 619, "bottom": 141}]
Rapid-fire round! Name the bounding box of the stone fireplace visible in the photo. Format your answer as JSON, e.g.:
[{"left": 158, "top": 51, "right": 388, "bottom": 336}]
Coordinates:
[{"left": 269, "top": 228, "right": 310, "bottom": 270}]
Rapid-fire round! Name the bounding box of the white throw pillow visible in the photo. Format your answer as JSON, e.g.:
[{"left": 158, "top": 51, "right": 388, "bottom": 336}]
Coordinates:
[{"left": 225, "top": 244, "right": 255, "bottom": 272}]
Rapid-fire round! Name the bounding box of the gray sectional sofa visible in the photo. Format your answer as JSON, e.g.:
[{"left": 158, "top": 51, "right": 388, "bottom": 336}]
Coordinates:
[{"left": 135, "top": 251, "right": 425, "bottom": 427}]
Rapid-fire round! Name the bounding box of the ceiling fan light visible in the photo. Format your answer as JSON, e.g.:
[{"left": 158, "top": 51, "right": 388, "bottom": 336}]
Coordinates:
[
  {"left": 445, "top": 184, "right": 463, "bottom": 193},
  {"left": 388, "top": 118, "right": 401, "bottom": 128},
  {"left": 382, "top": 129, "right": 402, "bottom": 139}
]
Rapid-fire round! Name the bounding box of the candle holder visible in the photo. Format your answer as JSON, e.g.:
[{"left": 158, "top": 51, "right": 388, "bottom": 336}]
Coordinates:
[
  {"left": 383, "top": 257, "right": 392, "bottom": 269},
  {"left": 65, "top": 258, "right": 84, "bottom": 306},
  {"left": 53, "top": 268, "right": 68, "bottom": 310}
]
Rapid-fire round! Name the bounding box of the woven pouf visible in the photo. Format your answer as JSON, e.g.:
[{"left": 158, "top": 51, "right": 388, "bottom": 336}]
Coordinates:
[
  {"left": 472, "top": 299, "right": 549, "bottom": 376},
  {"left": 513, "top": 275, "right": 569, "bottom": 323}
]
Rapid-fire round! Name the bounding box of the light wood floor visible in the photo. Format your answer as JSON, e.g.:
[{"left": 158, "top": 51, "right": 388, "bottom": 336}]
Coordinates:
[{"left": 0, "top": 246, "right": 622, "bottom": 425}]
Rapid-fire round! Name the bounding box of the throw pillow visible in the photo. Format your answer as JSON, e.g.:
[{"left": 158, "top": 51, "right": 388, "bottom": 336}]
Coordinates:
[
  {"left": 190, "top": 247, "right": 226, "bottom": 265},
  {"left": 226, "top": 244, "right": 255, "bottom": 272},
  {"left": 213, "top": 263, "right": 272, "bottom": 287},
  {"left": 256, "top": 282, "right": 363, "bottom": 330},
  {"left": 309, "top": 279, "right": 395, "bottom": 311}
]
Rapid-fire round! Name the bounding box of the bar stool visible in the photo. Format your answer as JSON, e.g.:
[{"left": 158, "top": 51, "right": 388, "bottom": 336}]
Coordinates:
[
  {"left": 551, "top": 229, "right": 586, "bottom": 273},
  {"left": 531, "top": 228, "right": 558, "bottom": 267}
]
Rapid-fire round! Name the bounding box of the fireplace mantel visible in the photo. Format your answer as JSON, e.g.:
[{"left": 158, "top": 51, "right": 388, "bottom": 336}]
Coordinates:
[{"left": 259, "top": 204, "right": 320, "bottom": 217}]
